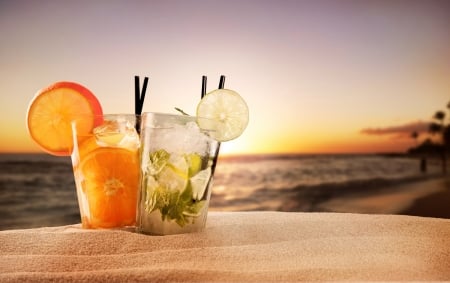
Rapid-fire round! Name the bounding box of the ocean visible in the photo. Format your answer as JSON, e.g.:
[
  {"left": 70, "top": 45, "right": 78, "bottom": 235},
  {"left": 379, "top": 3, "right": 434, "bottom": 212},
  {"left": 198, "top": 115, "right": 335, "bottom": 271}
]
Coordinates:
[{"left": 0, "top": 153, "right": 442, "bottom": 230}]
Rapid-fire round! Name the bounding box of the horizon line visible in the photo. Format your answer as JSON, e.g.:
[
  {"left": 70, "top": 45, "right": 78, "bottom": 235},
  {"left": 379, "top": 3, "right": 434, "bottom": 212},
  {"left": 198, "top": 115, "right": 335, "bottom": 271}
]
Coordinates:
[{"left": 0, "top": 150, "right": 409, "bottom": 157}]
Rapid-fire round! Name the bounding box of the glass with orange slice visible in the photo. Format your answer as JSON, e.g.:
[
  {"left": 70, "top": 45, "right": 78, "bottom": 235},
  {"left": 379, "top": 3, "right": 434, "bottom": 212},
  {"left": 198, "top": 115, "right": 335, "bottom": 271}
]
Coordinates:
[
  {"left": 71, "top": 114, "right": 140, "bottom": 228},
  {"left": 27, "top": 82, "right": 141, "bottom": 229}
]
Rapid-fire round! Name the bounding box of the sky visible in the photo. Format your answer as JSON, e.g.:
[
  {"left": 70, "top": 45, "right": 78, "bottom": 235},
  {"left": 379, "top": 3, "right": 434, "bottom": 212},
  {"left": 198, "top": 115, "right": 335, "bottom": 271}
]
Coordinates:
[{"left": 1, "top": 0, "right": 449, "bottom": 155}]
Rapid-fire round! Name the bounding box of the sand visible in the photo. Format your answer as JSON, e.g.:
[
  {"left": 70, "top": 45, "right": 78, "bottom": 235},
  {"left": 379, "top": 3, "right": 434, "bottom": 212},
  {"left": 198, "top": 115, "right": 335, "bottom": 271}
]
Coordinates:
[
  {"left": 316, "top": 176, "right": 450, "bottom": 217},
  {"left": 1, "top": 212, "right": 449, "bottom": 282},
  {"left": 402, "top": 185, "right": 450, "bottom": 218}
]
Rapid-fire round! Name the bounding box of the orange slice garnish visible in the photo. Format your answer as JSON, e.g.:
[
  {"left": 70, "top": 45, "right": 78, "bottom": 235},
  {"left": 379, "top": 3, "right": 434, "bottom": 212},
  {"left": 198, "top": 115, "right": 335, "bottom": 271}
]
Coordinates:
[
  {"left": 80, "top": 147, "right": 139, "bottom": 228},
  {"left": 26, "top": 81, "right": 103, "bottom": 156}
]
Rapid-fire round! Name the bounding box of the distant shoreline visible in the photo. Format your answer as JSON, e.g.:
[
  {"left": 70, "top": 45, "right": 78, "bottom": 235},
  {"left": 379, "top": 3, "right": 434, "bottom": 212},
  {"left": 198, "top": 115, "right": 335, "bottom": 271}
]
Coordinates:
[
  {"left": 1, "top": 151, "right": 443, "bottom": 161},
  {"left": 401, "top": 178, "right": 450, "bottom": 219},
  {"left": 0, "top": 151, "right": 419, "bottom": 157},
  {"left": 311, "top": 176, "right": 450, "bottom": 218}
]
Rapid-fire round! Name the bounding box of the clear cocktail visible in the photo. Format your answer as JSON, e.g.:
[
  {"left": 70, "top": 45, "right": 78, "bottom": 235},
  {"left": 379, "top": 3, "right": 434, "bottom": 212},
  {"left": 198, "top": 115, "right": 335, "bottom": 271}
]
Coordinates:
[{"left": 137, "top": 112, "right": 220, "bottom": 235}]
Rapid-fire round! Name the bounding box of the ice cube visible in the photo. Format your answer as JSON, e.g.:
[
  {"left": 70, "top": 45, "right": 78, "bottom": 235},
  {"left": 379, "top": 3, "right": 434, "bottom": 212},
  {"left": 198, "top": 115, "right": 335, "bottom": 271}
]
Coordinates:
[
  {"left": 94, "top": 119, "right": 140, "bottom": 150},
  {"left": 148, "top": 121, "right": 213, "bottom": 156}
]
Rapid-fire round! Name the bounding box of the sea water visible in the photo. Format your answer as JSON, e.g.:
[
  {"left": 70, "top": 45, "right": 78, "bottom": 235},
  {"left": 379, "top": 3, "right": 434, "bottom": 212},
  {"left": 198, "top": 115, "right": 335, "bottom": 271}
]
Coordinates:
[
  {"left": 210, "top": 154, "right": 441, "bottom": 211},
  {"left": 0, "top": 153, "right": 441, "bottom": 230}
]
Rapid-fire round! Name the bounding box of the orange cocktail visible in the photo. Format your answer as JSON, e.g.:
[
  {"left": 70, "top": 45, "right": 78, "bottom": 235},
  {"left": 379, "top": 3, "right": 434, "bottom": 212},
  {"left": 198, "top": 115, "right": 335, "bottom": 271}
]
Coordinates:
[
  {"left": 71, "top": 114, "right": 140, "bottom": 228},
  {"left": 27, "top": 81, "right": 141, "bottom": 229}
]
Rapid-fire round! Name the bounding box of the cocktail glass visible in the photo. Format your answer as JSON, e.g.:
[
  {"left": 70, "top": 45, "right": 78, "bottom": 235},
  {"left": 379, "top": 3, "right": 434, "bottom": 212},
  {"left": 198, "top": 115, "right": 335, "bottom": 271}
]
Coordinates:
[
  {"left": 71, "top": 114, "right": 140, "bottom": 228},
  {"left": 136, "top": 112, "right": 220, "bottom": 235}
]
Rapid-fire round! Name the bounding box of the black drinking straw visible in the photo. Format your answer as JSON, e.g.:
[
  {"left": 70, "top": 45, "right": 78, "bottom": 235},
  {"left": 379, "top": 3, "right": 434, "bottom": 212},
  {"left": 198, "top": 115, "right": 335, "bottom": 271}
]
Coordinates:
[
  {"left": 201, "top": 75, "right": 225, "bottom": 98},
  {"left": 201, "top": 75, "right": 207, "bottom": 98},
  {"left": 134, "top": 76, "right": 140, "bottom": 115},
  {"left": 218, "top": 75, "right": 225, "bottom": 89},
  {"left": 134, "top": 76, "right": 149, "bottom": 132},
  {"left": 135, "top": 76, "right": 148, "bottom": 115}
]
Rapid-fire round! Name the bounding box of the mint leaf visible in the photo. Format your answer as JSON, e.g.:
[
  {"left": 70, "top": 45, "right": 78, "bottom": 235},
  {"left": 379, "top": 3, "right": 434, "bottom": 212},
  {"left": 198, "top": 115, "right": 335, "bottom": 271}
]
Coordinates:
[
  {"left": 149, "top": 149, "right": 170, "bottom": 175},
  {"left": 174, "top": 107, "right": 190, "bottom": 116},
  {"left": 144, "top": 150, "right": 207, "bottom": 227},
  {"left": 145, "top": 180, "right": 205, "bottom": 227}
]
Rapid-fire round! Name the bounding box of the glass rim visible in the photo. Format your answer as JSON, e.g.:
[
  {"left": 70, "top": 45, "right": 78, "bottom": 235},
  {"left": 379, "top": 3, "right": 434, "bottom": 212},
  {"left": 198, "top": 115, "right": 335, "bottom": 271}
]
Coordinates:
[
  {"left": 71, "top": 113, "right": 140, "bottom": 118},
  {"left": 141, "top": 112, "right": 220, "bottom": 134},
  {"left": 95, "top": 113, "right": 140, "bottom": 117},
  {"left": 141, "top": 111, "right": 218, "bottom": 121},
  {"left": 141, "top": 111, "right": 194, "bottom": 118}
]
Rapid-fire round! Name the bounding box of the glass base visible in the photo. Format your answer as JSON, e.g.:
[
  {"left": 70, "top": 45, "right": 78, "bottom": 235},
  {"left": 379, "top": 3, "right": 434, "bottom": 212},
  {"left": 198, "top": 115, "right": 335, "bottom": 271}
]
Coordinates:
[{"left": 137, "top": 209, "right": 208, "bottom": 235}]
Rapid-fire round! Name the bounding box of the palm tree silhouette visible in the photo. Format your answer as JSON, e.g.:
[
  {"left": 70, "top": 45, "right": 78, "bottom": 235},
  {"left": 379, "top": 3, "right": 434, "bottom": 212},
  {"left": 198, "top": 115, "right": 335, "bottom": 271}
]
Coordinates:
[
  {"left": 411, "top": 102, "right": 450, "bottom": 174},
  {"left": 411, "top": 131, "right": 427, "bottom": 173},
  {"left": 430, "top": 110, "right": 448, "bottom": 174},
  {"left": 429, "top": 122, "right": 442, "bottom": 135},
  {"left": 411, "top": 131, "right": 419, "bottom": 146}
]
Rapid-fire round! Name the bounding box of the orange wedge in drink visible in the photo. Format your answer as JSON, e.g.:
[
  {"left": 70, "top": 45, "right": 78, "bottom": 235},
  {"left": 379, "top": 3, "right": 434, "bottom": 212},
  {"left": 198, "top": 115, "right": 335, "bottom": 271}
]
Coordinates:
[
  {"left": 77, "top": 136, "right": 100, "bottom": 160},
  {"left": 80, "top": 147, "right": 139, "bottom": 228},
  {"left": 26, "top": 81, "right": 103, "bottom": 156}
]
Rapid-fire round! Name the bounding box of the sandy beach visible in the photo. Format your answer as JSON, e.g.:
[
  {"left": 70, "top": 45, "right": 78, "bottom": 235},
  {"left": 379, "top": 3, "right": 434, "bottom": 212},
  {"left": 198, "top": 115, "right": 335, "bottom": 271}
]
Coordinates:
[
  {"left": 314, "top": 176, "right": 450, "bottom": 218},
  {"left": 402, "top": 182, "right": 450, "bottom": 218},
  {"left": 209, "top": 174, "right": 450, "bottom": 221}
]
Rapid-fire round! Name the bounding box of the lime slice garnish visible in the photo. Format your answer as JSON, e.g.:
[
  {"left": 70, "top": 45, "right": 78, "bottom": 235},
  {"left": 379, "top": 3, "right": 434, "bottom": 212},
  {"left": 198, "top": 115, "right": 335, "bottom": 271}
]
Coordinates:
[{"left": 196, "top": 89, "right": 249, "bottom": 142}]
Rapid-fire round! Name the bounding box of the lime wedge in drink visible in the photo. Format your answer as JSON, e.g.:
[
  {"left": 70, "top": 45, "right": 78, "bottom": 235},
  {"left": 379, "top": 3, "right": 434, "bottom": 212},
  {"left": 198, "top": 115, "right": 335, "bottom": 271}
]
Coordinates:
[
  {"left": 186, "top": 153, "right": 202, "bottom": 177},
  {"left": 159, "top": 154, "right": 189, "bottom": 191},
  {"left": 190, "top": 167, "right": 212, "bottom": 200},
  {"left": 196, "top": 89, "right": 249, "bottom": 141}
]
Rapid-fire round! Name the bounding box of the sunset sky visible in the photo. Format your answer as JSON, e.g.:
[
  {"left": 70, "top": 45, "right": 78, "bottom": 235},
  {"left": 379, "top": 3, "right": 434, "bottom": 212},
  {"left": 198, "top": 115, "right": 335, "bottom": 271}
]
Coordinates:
[{"left": 1, "top": 0, "right": 449, "bottom": 155}]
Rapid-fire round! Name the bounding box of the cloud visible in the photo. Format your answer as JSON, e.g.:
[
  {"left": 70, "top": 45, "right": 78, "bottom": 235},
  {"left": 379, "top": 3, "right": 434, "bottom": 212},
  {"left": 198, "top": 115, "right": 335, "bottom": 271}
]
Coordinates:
[{"left": 360, "top": 121, "right": 430, "bottom": 138}]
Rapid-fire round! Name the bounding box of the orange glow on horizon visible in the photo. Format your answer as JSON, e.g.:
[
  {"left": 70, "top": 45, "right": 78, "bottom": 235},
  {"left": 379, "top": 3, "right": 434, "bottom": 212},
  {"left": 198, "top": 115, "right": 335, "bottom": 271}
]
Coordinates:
[
  {"left": 1, "top": 116, "right": 419, "bottom": 155},
  {"left": 216, "top": 130, "right": 415, "bottom": 156},
  {"left": 2, "top": 133, "right": 413, "bottom": 155}
]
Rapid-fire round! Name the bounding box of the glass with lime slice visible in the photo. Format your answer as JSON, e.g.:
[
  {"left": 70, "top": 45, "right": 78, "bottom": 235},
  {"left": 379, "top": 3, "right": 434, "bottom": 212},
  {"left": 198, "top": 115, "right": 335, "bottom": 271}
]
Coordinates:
[
  {"left": 137, "top": 88, "right": 249, "bottom": 235},
  {"left": 137, "top": 113, "right": 221, "bottom": 235}
]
